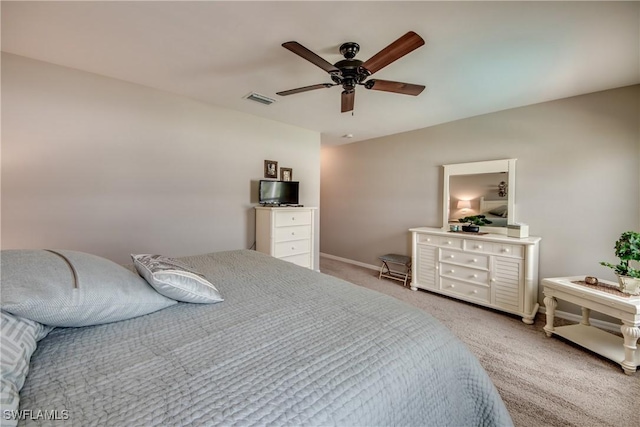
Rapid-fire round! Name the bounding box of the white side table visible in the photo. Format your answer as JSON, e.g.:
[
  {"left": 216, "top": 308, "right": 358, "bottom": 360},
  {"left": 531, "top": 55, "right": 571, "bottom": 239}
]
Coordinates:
[{"left": 542, "top": 276, "right": 640, "bottom": 375}]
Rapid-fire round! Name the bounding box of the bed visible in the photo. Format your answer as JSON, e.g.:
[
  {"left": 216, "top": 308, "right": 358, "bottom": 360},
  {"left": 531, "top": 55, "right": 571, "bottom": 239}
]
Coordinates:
[
  {"left": 1, "top": 249, "right": 512, "bottom": 426},
  {"left": 478, "top": 197, "right": 509, "bottom": 227}
]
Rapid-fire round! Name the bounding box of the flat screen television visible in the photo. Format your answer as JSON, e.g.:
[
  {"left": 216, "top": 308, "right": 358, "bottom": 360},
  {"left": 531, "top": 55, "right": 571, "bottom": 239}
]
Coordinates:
[{"left": 259, "top": 180, "right": 300, "bottom": 206}]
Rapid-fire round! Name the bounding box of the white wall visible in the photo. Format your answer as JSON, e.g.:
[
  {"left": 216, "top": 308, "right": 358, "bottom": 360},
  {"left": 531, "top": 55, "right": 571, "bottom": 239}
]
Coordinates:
[
  {"left": 1, "top": 53, "right": 321, "bottom": 266},
  {"left": 321, "top": 85, "right": 640, "bottom": 316}
]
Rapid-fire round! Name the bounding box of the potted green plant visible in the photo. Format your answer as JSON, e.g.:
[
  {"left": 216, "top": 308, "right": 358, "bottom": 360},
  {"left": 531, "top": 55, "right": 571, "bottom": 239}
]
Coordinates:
[
  {"left": 458, "top": 215, "right": 492, "bottom": 233},
  {"left": 600, "top": 231, "right": 640, "bottom": 295}
]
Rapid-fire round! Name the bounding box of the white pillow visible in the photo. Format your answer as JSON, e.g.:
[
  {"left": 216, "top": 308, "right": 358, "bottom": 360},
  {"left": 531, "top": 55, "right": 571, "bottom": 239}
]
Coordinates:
[
  {"left": 1, "top": 311, "right": 54, "bottom": 427},
  {"left": 131, "top": 254, "right": 224, "bottom": 304}
]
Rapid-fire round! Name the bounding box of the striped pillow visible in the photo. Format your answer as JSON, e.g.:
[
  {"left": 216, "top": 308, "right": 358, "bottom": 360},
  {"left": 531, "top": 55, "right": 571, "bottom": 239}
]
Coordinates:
[
  {"left": 132, "top": 254, "right": 224, "bottom": 304},
  {"left": 0, "top": 311, "right": 53, "bottom": 426}
]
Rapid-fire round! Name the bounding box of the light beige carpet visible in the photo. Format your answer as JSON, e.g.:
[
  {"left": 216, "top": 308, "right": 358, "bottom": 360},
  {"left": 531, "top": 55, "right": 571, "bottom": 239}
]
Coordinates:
[{"left": 320, "top": 257, "right": 640, "bottom": 427}]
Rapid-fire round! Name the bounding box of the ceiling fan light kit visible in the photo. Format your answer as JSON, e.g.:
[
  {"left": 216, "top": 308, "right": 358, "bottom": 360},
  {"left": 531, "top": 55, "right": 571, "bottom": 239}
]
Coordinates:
[{"left": 277, "top": 31, "right": 426, "bottom": 113}]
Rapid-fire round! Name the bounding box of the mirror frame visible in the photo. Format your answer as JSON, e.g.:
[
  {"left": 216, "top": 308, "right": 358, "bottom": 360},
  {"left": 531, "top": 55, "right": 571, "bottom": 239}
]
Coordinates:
[{"left": 442, "top": 159, "right": 516, "bottom": 235}]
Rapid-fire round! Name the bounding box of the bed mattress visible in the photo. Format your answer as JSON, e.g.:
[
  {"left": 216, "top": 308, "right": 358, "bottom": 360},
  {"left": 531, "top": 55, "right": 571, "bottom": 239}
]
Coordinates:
[{"left": 18, "top": 250, "right": 512, "bottom": 426}]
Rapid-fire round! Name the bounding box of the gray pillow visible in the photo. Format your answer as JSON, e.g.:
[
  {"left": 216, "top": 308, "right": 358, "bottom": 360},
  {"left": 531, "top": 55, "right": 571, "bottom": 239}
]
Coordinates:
[
  {"left": 132, "top": 254, "right": 224, "bottom": 304},
  {"left": 0, "top": 311, "right": 54, "bottom": 426},
  {"left": 0, "top": 250, "right": 176, "bottom": 327},
  {"left": 488, "top": 205, "right": 508, "bottom": 217}
]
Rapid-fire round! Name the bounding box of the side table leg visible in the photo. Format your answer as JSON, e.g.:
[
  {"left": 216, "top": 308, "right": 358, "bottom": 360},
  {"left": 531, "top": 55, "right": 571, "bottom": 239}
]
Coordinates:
[
  {"left": 543, "top": 296, "right": 557, "bottom": 337},
  {"left": 620, "top": 322, "right": 640, "bottom": 375},
  {"left": 580, "top": 307, "right": 591, "bottom": 326}
]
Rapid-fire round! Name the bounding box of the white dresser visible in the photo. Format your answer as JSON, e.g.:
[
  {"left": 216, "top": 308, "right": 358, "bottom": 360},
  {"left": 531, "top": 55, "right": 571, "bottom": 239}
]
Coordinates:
[
  {"left": 410, "top": 227, "right": 541, "bottom": 324},
  {"left": 255, "top": 207, "right": 316, "bottom": 270}
]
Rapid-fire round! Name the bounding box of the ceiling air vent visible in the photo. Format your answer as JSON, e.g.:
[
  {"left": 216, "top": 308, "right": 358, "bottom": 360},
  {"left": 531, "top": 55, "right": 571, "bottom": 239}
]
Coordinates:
[{"left": 244, "top": 92, "right": 276, "bottom": 106}]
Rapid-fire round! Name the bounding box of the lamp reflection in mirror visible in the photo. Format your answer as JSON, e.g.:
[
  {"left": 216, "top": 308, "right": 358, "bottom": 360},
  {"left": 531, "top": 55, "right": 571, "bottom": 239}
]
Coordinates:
[{"left": 456, "top": 200, "right": 471, "bottom": 211}]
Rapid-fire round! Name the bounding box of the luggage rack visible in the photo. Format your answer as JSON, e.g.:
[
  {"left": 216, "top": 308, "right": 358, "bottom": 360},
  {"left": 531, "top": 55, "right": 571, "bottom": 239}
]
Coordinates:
[{"left": 378, "top": 253, "right": 412, "bottom": 287}]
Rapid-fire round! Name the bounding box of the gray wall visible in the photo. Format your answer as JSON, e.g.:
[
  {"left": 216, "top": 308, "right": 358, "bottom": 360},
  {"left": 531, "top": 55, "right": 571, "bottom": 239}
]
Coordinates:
[
  {"left": 1, "top": 53, "right": 321, "bottom": 266},
  {"left": 321, "top": 85, "right": 639, "bottom": 309}
]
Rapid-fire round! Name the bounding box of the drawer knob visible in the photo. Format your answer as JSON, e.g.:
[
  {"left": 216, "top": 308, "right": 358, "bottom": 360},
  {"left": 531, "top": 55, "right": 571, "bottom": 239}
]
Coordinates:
[
  {"left": 476, "top": 245, "right": 483, "bottom": 249},
  {"left": 291, "top": 232, "right": 295, "bottom": 235},
  {"left": 292, "top": 217, "right": 295, "bottom": 221},
  {"left": 472, "top": 290, "right": 478, "bottom": 294},
  {"left": 450, "top": 284, "right": 455, "bottom": 288},
  {"left": 291, "top": 246, "right": 295, "bottom": 250},
  {"left": 472, "top": 258, "right": 478, "bottom": 263},
  {"left": 503, "top": 248, "right": 510, "bottom": 253},
  {"left": 449, "top": 255, "right": 455, "bottom": 259},
  {"left": 427, "top": 238, "right": 431, "bottom": 242},
  {"left": 472, "top": 274, "right": 478, "bottom": 278},
  {"left": 491, "top": 278, "right": 496, "bottom": 282},
  {"left": 450, "top": 269, "right": 455, "bottom": 274},
  {"left": 447, "top": 241, "right": 452, "bottom": 245}
]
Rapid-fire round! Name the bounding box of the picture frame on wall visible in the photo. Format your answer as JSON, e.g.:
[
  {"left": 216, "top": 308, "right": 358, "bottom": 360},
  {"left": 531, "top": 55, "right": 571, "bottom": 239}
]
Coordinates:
[
  {"left": 264, "top": 160, "right": 278, "bottom": 179},
  {"left": 280, "top": 168, "right": 293, "bottom": 182}
]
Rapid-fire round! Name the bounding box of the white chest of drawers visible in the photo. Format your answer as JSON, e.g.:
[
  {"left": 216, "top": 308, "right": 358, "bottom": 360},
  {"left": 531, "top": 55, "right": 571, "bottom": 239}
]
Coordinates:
[
  {"left": 410, "top": 227, "right": 541, "bottom": 324},
  {"left": 256, "top": 207, "right": 316, "bottom": 270}
]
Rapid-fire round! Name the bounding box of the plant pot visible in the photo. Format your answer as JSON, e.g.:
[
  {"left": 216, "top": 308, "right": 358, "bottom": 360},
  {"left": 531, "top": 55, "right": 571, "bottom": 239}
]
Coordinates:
[
  {"left": 461, "top": 225, "right": 480, "bottom": 233},
  {"left": 617, "top": 275, "right": 640, "bottom": 295}
]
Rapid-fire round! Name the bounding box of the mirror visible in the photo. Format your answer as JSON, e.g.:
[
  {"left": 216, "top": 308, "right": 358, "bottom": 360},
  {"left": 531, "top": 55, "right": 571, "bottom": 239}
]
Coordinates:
[{"left": 442, "top": 159, "right": 516, "bottom": 234}]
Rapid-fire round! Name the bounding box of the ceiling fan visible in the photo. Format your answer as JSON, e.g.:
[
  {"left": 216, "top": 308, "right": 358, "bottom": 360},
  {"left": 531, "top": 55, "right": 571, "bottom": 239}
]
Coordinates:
[{"left": 276, "top": 31, "right": 426, "bottom": 113}]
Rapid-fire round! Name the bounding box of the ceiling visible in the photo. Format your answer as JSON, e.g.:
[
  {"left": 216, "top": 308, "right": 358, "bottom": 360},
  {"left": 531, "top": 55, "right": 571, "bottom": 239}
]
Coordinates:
[{"left": 2, "top": 1, "right": 639, "bottom": 145}]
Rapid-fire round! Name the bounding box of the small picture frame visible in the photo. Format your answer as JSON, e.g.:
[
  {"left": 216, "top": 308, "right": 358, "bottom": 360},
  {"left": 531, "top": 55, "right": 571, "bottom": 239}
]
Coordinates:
[
  {"left": 264, "top": 160, "right": 278, "bottom": 179},
  {"left": 280, "top": 168, "right": 293, "bottom": 182}
]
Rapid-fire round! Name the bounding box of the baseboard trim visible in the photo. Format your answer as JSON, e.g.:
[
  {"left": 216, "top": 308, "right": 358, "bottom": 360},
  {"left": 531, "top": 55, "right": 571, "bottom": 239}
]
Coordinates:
[
  {"left": 320, "top": 253, "right": 622, "bottom": 333},
  {"left": 319, "top": 252, "right": 380, "bottom": 271}
]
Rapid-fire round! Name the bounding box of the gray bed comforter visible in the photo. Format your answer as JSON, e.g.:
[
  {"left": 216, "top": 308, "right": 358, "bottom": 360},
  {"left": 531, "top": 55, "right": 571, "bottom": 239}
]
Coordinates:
[{"left": 19, "top": 250, "right": 512, "bottom": 426}]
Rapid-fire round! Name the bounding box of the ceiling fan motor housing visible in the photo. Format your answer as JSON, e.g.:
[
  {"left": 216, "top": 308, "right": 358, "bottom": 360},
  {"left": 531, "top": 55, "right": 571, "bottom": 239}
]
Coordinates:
[
  {"left": 339, "top": 42, "right": 360, "bottom": 59},
  {"left": 332, "top": 58, "right": 367, "bottom": 92},
  {"left": 333, "top": 43, "right": 371, "bottom": 92}
]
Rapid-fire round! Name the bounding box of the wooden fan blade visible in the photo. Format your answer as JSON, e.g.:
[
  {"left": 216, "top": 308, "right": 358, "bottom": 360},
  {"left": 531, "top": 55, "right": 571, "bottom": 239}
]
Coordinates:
[
  {"left": 362, "top": 31, "right": 425, "bottom": 75},
  {"left": 282, "top": 42, "right": 340, "bottom": 74},
  {"left": 341, "top": 90, "right": 355, "bottom": 113},
  {"left": 277, "top": 83, "right": 334, "bottom": 96},
  {"left": 364, "top": 79, "right": 425, "bottom": 96}
]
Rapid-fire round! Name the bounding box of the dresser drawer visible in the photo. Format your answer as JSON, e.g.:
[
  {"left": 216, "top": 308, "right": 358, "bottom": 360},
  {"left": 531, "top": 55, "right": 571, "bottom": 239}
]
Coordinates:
[
  {"left": 274, "top": 225, "right": 311, "bottom": 243},
  {"left": 490, "top": 243, "right": 524, "bottom": 258},
  {"left": 440, "top": 279, "right": 490, "bottom": 303},
  {"left": 440, "top": 263, "right": 490, "bottom": 285},
  {"left": 440, "top": 249, "right": 489, "bottom": 270},
  {"left": 415, "top": 234, "right": 463, "bottom": 249},
  {"left": 416, "top": 234, "right": 438, "bottom": 245},
  {"left": 438, "top": 236, "right": 464, "bottom": 249},
  {"left": 275, "top": 210, "right": 312, "bottom": 227},
  {"left": 274, "top": 239, "right": 310, "bottom": 258},
  {"left": 464, "top": 240, "right": 524, "bottom": 259},
  {"left": 465, "top": 240, "right": 490, "bottom": 253},
  {"left": 280, "top": 253, "right": 311, "bottom": 268}
]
